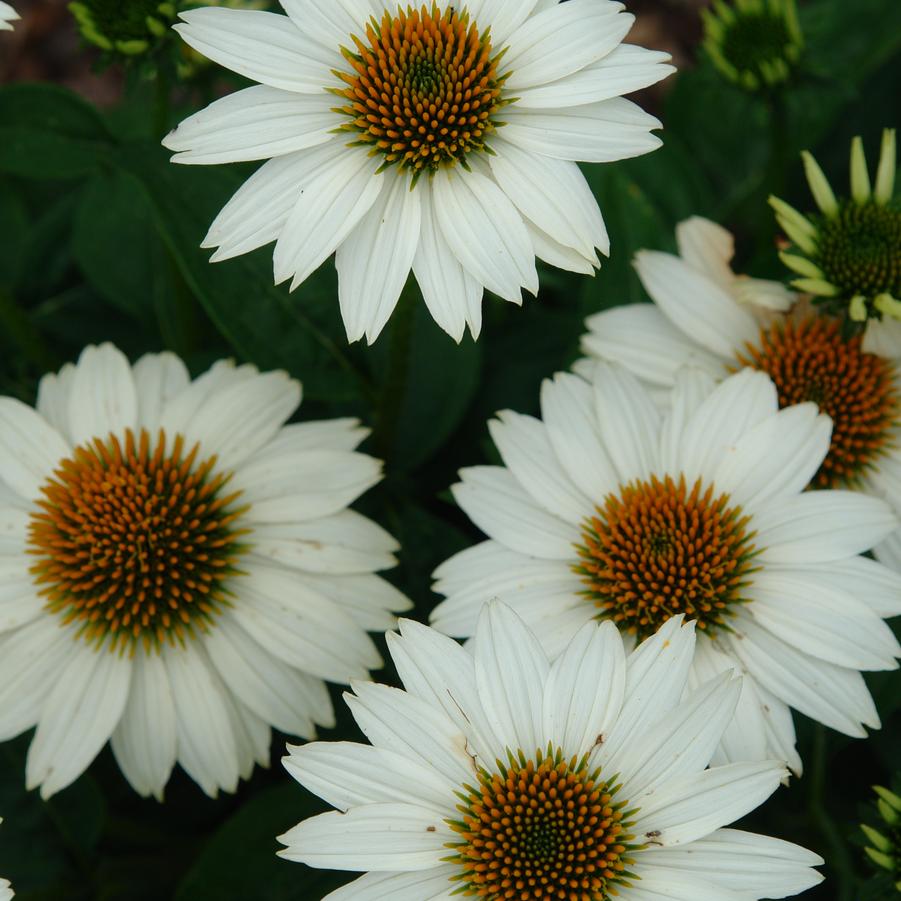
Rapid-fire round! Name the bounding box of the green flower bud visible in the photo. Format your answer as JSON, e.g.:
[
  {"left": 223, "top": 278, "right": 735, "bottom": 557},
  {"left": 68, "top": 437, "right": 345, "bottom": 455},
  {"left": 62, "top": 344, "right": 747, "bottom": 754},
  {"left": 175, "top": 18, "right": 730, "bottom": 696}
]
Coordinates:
[
  {"left": 702, "top": 0, "right": 803, "bottom": 93},
  {"left": 69, "top": 0, "right": 178, "bottom": 57},
  {"left": 772, "top": 130, "right": 901, "bottom": 332}
]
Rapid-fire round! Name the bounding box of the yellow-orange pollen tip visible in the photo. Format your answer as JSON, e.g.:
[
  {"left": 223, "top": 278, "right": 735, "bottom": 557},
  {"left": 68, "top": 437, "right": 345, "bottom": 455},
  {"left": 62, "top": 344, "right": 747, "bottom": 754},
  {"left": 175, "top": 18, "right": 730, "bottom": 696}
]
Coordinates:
[
  {"left": 27, "top": 427, "right": 248, "bottom": 653},
  {"left": 736, "top": 315, "right": 898, "bottom": 488},
  {"left": 447, "top": 747, "right": 638, "bottom": 900},
  {"left": 335, "top": 3, "right": 507, "bottom": 174},
  {"left": 576, "top": 474, "right": 758, "bottom": 640}
]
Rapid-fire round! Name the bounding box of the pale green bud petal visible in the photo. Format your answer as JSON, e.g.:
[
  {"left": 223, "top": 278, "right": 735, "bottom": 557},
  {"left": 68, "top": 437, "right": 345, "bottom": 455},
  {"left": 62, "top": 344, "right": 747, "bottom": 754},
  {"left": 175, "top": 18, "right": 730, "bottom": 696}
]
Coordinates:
[
  {"left": 779, "top": 251, "right": 824, "bottom": 278},
  {"left": 875, "top": 129, "right": 897, "bottom": 205},
  {"left": 862, "top": 824, "right": 893, "bottom": 852},
  {"left": 865, "top": 846, "right": 895, "bottom": 871},
  {"left": 802, "top": 150, "right": 839, "bottom": 217},
  {"left": 850, "top": 136, "right": 871, "bottom": 203},
  {"left": 878, "top": 798, "right": 899, "bottom": 825},
  {"left": 849, "top": 296, "right": 868, "bottom": 322},
  {"left": 875, "top": 785, "right": 901, "bottom": 813},
  {"left": 792, "top": 278, "right": 838, "bottom": 297},
  {"left": 875, "top": 294, "right": 901, "bottom": 322}
]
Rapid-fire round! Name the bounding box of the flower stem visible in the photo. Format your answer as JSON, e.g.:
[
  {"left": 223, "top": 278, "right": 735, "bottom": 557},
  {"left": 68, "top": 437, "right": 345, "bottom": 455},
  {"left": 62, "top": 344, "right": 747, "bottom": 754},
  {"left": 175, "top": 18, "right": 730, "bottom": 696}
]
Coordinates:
[
  {"left": 808, "top": 724, "right": 856, "bottom": 900},
  {"left": 374, "top": 280, "right": 417, "bottom": 459}
]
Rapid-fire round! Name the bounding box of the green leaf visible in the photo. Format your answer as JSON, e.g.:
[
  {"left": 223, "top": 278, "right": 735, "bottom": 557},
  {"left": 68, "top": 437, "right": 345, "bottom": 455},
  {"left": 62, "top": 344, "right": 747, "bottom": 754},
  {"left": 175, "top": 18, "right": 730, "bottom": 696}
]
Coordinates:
[
  {"left": 371, "top": 290, "right": 483, "bottom": 471},
  {"left": 0, "top": 84, "right": 113, "bottom": 180},
  {"left": 0, "top": 737, "right": 105, "bottom": 898},
  {"left": 174, "top": 783, "right": 351, "bottom": 901},
  {"left": 579, "top": 164, "right": 676, "bottom": 316},
  {"left": 72, "top": 170, "right": 164, "bottom": 325},
  {"left": 0, "top": 181, "right": 28, "bottom": 289},
  {"left": 118, "top": 142, "right": 364, "bottom": 403}
]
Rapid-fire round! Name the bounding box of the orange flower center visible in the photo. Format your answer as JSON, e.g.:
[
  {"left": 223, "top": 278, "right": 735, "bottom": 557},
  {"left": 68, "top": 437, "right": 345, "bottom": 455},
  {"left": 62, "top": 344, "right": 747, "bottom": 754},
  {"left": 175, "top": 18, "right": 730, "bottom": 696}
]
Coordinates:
[
  {"left": 27, "top": 428, "right": 248, "bottom": 652},
  {"left": 448, "top": 748, "right": 637, "bottom": 900},
  {"left": 576, "top": 474, "right": 757, "bottom": 640},
  {"left": 735, "top": 315, "right": 898, "bottom": 487},
  {"left": 336, "top": 3, "right": 507, "bottom": 175}
]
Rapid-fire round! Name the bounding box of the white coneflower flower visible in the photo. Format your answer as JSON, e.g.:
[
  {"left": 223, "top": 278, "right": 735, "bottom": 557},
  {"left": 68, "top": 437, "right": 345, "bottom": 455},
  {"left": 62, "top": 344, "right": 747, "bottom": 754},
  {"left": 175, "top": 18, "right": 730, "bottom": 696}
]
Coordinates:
[
  {"left": 431, "top": 365, "right": 901, "bottom": 774},
  {"left": 280, "top": 604, "right": 824, "bottom": 899},
  {"left": 0, "top": 343, "right": 410, "bottom": 800},
  {"left": 163, "top": 1, "right": 674, "bottom": 344},
  {"left": 584, "top": 215, "right": 901, "bottom": 572},
  {"left": 0, "top": 2, "right": 19, "bottom": 31}
]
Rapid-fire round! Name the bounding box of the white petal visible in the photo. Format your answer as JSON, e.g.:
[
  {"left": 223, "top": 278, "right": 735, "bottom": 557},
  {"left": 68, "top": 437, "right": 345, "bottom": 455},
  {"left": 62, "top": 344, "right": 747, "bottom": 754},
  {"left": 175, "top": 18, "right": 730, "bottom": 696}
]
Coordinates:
[
  {"left": 527, "top": 219, "right": 599, "bottom": 274},
  {"left": 0, "top": 399, "right": 69, "bottom": 500},
  {"left": 433, "top": 167, "right": 538, "bottom": 303},
  {"left": 272, "top": 144, "right": 383, "bottom": 289},
  {"left": 336, "top": 169, "right": 422, "bottom": 344},
  {"left": 300, "top": 571, "right": 411, "bottom": 632},
  {"left": 164, "top": 85, "right": 338, "bottom": 165},
  {"left": 539, "top": 371, "right": 620, "bottom": 501},
  {"left": 490, "top": 140, "right": 608, "bottom": 259},
  {"left": 36, "top": 362, "right": 76, "bottom": 442},
  {"left": 27, "top": 644, "right": 132, "bottom": 799},
  {"left": 174, "top": 369, "right": 300, "bottom": 471},
  {"left": 675, "top": 217, "right": 736, "bottom": 291},
  {"left": 0, "top": 618, "right": 79, "bottom": 741},
  {"left": 863, "top": 316, "right": 901, "bottom": 357},
  {"left": 452, "top": 466, "right": 580, "bottom": 558},
  {"left": 675, "top": 369, "right": 778, "bottom": 484},
  {"left": 157, "top": 359, "right": 258, "bottom": 433},
  {"left": 748, "top": 570, "right": 900, "bottom": 670},
  {"left": 620, "top": 673, "right": 741, "bottom": 804},
  {"left": 659, "top": 368, "right": 719, "bottom": 474},
  {"left": 249, "top": 509, "right": 398, "bottom": 574},
  {"left": 754, "top": 491, "right": 897, "bottom": 563},
  {"left": 713, "top": 403, "right": 830, "bottom": 509},
  {"left": 726, "top": 613, "right": 880, "bottom": 737},
  {"left": 388, "top": 619, "right": 501, "bottom": 764},
  {"left": 278, "top": 0, "right": 369, "bottom": 49},
  {"left": 467, "top": 0, "right": 540, "bottom": 46},
  {"left": 639, "top": 828, "right": 823, "bottom": 898},
  {"left": 110, "top": 647, "right": 177, "bottom": 800},
  {"left": 543, "top": 620, "right": 626, "bottom": 758},
  {"left": 0, "top": 557, "right": 42, "bottom": 633},
  {"left": 791, "top": 555, "right": 901, "bottom": 618},
  {"left": 67, "top": 343, "right": 138, "bottom": 447},
  {"left": 203, "top": 152, "right": 323, "bottom": 262},
  {"left": 284, "top": 741, "right": 453, "bottom": 812},
  {"left": 630, "top": 760, "right": 786, "bottom": 847},
  {"left": 234, "top": 449, "right": 382, "bottom": 523},
  {"left": 277, "top": 803, "right": 453, "bottom": 870},
  {"left": 346, "top": 681, "right": 473, "bottom": 786},
  {"left": 163, "top": 644, "right": 241, "bottom": 797},
  {"left": 502, "top": 97, "right": 662, "bottom": 163},
  {"left": 473, "top": 603, "right": 549, "bottom": 755},
  {"left": 174, "top": 8, "right": 337, "bottom": 93},
  {"left": 502, "top": 1, "right": 632, "bottom": 91},
  {"left": 321, "top": 867, "right": 459, "bottom": 901},
  {"left": 688, "top": 639, "right": 770, "bottom": 770},
  {"left": 595, "top": 618, "right": 695, "bottom": 769},
  {"left": 634, "top": 249, "right": 759, "bottom": 357},
  {"left": 592, "top": 362, "right": 660, "bottom": 483},
  {"left": 204, "top": 612, "right": 321, "bottom": 737},
  {"left": 261, "top": 418, "right": 369, "bottom": 455},
  {"left": 515, "top": 44, "right": 674, "bottom": 109},
  {"left": 582, "top": 304, "right": 722, "bottom": 388},
  {"left": 132, "top": 352, "right": 190, "bottom": 433},
  {"left": 489, "top": 411, "right": 592, "bottom": 522},
  {"left": 231, "top": 558, "right": 381, "bottom": 681},
  {"left": 618, "top": 871, "right": 745, "bottom": 901},
  {"left": 413, "top": 183, "right": 483, "bottom": 342}
]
